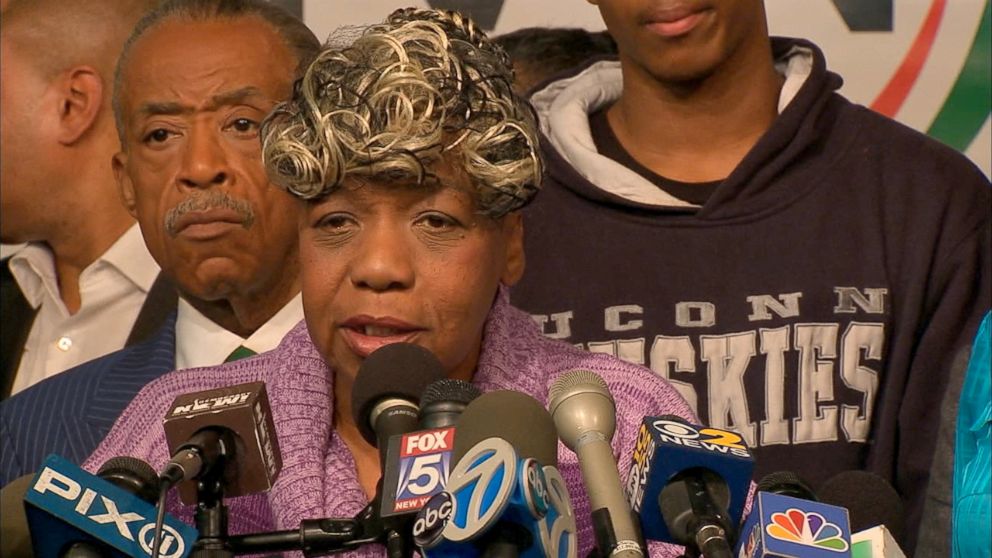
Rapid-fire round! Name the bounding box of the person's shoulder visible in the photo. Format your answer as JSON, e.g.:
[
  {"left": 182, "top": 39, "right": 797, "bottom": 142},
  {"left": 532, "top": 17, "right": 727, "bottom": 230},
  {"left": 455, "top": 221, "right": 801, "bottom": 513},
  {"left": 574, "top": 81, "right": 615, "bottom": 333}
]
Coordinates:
[
  {"left": 838, "top": 101, "right": 989, "bottom": 186},
  {"left": 1, "top": 348, "right": 134, "bottom": 414}
]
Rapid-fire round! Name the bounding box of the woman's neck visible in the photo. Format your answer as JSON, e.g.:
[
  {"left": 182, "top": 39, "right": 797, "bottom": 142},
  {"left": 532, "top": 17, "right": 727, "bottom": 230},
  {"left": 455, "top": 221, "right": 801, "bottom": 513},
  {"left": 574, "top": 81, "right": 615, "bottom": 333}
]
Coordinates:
[{"left": 334, "top": 375, "right": 381, "bottom": 499}]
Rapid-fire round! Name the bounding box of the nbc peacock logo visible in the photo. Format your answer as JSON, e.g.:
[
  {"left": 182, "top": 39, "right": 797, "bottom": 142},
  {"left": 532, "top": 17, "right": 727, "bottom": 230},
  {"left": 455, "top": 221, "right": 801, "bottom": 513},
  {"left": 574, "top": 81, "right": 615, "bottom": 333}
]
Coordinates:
[{"left": 765, "top": 508, "right": 850, "bottom": 552}]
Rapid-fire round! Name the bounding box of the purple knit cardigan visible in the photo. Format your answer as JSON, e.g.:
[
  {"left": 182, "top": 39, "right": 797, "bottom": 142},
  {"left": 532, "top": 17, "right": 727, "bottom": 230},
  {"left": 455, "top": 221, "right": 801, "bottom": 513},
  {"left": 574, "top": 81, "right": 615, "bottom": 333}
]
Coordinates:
[{"left": 84, "top": 290, "right": 695, "bottom": 557}]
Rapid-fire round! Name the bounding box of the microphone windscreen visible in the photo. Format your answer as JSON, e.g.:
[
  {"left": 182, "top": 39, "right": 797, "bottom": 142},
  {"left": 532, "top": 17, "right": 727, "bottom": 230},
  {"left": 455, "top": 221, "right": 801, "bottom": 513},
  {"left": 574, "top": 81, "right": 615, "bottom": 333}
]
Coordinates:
[
  {"left": 819, "top": 470, "right": 905, "bottom": 541},
  {"left": 421, "top": 378, "right": 482, "bottom": 408},
  {"left": 351, "top": 343, "right": 446, "bottom": 444},
  {"left": 453, "top": 390, "right": 558, "bottom": 466},
  {"left": 0, "top": 475, "right": 35, "bottom": 558},
  {"left": 756, "top": 471, "right": 817, "bottom": 501},
  {"left": 96, "top": 456, "right": 160, "bottom": 503},
  {"left": 547, "top": 369, "right": 616, "bottom": 449}
]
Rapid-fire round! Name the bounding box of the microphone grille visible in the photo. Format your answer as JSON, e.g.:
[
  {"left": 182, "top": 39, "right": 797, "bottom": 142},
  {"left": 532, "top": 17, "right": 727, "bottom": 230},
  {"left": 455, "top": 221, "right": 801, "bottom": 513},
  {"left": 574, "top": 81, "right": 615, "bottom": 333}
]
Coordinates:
[
  {"left": 97, "top": 456, "right": 161, "bottom": 503},
  {"left": 421, "top": 378, "right": 482, "bottom": 407},
  {"left": 547, "top": 369, "right": 613, "bottom": 415},
  {"left": 453, "top": 390, "right": 559, "bottom": 466},
  {"left": 757, "top": 471, "right": 817, "bottom": 500},
  {"left": 351, "top": 342, "right": 446, "bottom": 443}
]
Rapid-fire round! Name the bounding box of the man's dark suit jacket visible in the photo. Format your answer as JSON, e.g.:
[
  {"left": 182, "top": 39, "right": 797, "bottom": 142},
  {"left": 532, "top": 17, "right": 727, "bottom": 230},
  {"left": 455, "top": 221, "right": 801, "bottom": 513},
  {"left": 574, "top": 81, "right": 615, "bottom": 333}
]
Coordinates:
[
  {"left": 0, "top": 260, "right": 176, "bottom": 399},
  {"left": 0, "top": 312, "right": 177, "bottom": 487}
]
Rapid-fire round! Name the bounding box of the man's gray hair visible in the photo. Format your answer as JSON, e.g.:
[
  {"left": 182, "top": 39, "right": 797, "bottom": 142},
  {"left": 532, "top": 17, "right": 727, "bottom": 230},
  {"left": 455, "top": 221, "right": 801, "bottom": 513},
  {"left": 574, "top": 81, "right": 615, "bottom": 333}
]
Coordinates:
[{"left": 112, "top": 0, "right": 320, "bottom": 144}]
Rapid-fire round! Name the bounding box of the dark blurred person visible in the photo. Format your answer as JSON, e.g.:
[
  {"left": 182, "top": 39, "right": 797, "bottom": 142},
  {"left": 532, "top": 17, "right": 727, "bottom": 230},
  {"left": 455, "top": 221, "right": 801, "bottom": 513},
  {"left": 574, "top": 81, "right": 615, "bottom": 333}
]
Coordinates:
[
  {"left": 510, "top": 1, "right": 991, "bottom": 552},
  {"left": 0, "top": 0, "right": 167, "bottom": 398},
  {"left": 0, "top": 0, "right": 319, "bottom": 485},
  {"left": 494, "top": 26, "right": 617, "bottom": 93}
]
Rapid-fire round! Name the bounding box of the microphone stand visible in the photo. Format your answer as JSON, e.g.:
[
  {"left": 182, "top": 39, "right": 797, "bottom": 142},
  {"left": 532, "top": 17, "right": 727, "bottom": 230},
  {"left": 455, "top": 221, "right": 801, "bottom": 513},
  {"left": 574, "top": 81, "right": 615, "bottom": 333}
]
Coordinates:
[
  {"left": 226, "top": 481, "right": 413, "bottom": 557},
  {"left": 191, "top": 472, "right": 233, "bottom": 558}
]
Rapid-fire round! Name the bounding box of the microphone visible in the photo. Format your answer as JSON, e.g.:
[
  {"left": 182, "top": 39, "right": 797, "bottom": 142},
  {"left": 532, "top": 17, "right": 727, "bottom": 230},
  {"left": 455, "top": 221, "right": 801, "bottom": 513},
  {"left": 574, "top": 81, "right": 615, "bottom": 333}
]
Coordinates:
[
  {"left": 225, "top": 346, "right": 447, "bottom": 558},
  {"left": 624, "top": 415, "right": 753, "bottom": 558},
  {"left": 1, "top": 474, "right": 36, "bottom": 557},
  {"left": 380, "top": 379, "right": 481, "bottom": 517},
  {"left": 23, "top": 454, "right": 197, "bottom": 558},
  {"left": 415, "top": 390, "right": 577, "bottom": 558},
  {"left": 353, "top": 343, "right": 447, "bottom": 558},
  {"left": 547, "top": 370, "right": 644, "bottom": 558},
  {"left": 161, "top": 381, "right": 281, "bottom": 504},
  {"left": 736, "top": 473, "right": 852, "bottom": 558},
  {"left": 351, "top": 343, "right": 447, "bottom": 460},
  {"left": 419, "top": 378, "right": 482, "bottom": 429},
  {"left": 818, "top": 471, "right": 904, "bottom": 543},
  {"left": 756, "top": 471, "right": 817, "bottom": 501}
]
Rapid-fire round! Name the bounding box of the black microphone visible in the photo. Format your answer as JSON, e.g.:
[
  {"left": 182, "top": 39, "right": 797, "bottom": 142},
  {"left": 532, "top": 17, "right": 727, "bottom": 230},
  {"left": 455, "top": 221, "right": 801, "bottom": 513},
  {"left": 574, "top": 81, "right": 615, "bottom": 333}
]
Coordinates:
[
  {"left": 352, "top": 343, "right": 447, "bottom": 558},
  {"left": 161, "top": 381, "right": 281, "bottom": 504},
  {"left": 20, "top": 455, "right": 197, "bottom": 558},
  {"left": 380, "top": 379, "right": 481, "bottom": 517},
  {"left": 819, "top": 470, "right": 905, "bottom": 542},
  {"left": 419, "top": 378, "right": 482, "bottom": 429},
  {"left": 736, "top": 472, "right": 854, "bottom": 557},
  {"left": 624, "top": 415, "right": 754, "bottom": 558},
  {"left": 225, "top": 346, "right": 449, "bottom": 558},
  {"left": 58, "top": 457, "right": 164, "bottom": 557},
  {"left": 351, "top": 343, "right": 447, "bottom": 461},
  {"left": 756, "top": 471, "right": 817, "bottom": 501},
  {"left": 548, "top": 370, "right": 644, "bottom": 558}
]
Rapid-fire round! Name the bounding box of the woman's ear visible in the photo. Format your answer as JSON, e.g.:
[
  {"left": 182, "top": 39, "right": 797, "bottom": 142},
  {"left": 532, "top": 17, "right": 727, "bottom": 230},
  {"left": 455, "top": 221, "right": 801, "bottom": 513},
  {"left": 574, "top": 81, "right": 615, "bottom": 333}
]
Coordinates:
[{"left": 499, "top": 212, "right": 525, "bottom": 286}]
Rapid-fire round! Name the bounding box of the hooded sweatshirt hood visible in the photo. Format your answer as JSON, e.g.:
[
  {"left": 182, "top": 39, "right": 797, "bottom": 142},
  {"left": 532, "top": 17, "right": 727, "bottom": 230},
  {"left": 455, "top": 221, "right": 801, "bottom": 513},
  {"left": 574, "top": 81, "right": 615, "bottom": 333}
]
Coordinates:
[{"left": 529, "top": 38, "right": 841, "bottom": 218}]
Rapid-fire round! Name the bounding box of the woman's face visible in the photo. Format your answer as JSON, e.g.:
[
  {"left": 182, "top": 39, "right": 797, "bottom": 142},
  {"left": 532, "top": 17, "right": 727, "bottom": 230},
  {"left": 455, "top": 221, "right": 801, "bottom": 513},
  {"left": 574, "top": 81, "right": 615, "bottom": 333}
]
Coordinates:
[{"left": 299, "top": 166, "right": 525, "bottom": 385}]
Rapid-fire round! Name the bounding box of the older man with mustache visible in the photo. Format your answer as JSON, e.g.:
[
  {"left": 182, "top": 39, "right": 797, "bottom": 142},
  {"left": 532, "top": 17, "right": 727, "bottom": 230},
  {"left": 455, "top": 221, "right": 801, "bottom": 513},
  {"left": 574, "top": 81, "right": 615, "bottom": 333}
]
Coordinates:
[{"left": 0, "top": 0, "right": 321, "bottom": 487}]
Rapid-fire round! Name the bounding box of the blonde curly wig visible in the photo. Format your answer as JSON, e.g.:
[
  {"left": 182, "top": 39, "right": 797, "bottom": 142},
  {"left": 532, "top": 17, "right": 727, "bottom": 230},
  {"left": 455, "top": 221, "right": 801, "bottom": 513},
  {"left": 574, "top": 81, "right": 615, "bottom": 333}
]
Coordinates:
[{"left": 261, "top": 8, "right": 542, "bottom": 217}]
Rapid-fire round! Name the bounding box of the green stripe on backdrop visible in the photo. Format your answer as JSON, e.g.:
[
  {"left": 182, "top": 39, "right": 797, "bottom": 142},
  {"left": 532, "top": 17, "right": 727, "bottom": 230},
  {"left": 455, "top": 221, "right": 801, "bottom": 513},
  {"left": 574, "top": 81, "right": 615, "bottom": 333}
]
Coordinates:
[{"left": 927, "top": 0, "right": 991, "bottom": 150}]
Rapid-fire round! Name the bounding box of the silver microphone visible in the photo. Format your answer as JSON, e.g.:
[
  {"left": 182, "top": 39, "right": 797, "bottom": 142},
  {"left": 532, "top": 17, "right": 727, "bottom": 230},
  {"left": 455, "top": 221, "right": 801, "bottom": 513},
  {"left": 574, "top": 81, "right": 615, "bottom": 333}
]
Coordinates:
[{"left": 548, "top": 370, "right": 645, "bottom": 558}]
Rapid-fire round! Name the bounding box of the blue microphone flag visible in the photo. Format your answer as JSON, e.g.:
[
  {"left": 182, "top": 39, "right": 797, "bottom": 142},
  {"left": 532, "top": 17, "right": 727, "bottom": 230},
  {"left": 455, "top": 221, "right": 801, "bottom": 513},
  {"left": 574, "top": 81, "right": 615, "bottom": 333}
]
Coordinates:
[
  {"left": 24, "top": 454, "right": 198, "bottom": 558},
  {"left": 737, "top": 492, "right": 852, "bottom": 558},
  {"left": 624, "top": 416, "right": 753, "bottom": 542}
]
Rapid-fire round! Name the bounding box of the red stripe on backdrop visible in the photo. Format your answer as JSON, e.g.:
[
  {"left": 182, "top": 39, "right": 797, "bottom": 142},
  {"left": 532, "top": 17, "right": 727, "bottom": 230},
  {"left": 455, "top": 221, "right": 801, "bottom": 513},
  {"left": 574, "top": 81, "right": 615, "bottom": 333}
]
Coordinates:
[{"left": 870, "top": 0, "right": 947, "bottom": 117}]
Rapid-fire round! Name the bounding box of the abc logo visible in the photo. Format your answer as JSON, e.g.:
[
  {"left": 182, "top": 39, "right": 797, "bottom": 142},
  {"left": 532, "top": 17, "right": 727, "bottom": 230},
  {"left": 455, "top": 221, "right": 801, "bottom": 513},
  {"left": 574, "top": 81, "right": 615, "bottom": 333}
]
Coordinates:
[
  {"left": 413, "top": 492, "right": 453, "bottom": 548},
  {"left": 522, "top": 459, "right": 550, "bottom": 519}
]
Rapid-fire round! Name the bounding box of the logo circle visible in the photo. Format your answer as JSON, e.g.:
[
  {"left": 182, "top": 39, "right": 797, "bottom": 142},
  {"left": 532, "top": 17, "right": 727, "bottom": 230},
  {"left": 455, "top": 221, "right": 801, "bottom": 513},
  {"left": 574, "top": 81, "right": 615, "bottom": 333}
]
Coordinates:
[
  {"left": 138, "top": 523, "right": 186, "bottom": 558},
  {"left": 652, "top": 418, "right": 699, "bottom": 439},
  {"left": 413, "top": 491, "right": 453, "bottom": 549}
]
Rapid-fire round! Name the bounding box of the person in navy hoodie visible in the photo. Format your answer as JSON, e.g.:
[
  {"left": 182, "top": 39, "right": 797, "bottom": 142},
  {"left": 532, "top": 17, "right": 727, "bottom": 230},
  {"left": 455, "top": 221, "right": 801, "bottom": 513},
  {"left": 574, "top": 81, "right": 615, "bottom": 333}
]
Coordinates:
[{"left": 510, "top": 1, "right": 991, "bottom": 553}]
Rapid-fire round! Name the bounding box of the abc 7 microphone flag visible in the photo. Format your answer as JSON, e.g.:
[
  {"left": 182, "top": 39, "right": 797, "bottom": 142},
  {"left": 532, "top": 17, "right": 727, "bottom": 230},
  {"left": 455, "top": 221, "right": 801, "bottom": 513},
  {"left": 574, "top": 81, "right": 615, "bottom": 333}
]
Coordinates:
[{"left": 413, "top": 437, "right": 577, "bottom": 558}]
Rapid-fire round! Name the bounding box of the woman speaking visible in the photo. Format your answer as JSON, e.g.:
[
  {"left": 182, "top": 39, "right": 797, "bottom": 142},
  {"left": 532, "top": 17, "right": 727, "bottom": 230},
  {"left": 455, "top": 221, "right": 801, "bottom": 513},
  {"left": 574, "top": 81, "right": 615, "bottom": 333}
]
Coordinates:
[{"left": 85, "top": 9, "right": 695, "bottom": 557}]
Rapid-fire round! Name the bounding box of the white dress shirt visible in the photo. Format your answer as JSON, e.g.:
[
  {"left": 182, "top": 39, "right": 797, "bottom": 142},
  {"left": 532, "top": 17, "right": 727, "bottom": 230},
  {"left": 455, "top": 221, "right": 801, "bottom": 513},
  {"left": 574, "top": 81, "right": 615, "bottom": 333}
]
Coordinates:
[
  {"left": 9, "top": 224, "right": 160, "bottom": 394},
  {"left": 174, "top": 292, "right": 304, "bottom": 370}
]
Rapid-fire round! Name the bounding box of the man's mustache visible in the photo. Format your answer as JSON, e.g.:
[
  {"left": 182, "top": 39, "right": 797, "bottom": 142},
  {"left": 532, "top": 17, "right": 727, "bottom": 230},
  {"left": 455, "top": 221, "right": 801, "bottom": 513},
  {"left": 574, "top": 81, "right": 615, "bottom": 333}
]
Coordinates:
[{"left": 164, "top": 191, "right": 256, "bottom": 236}]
